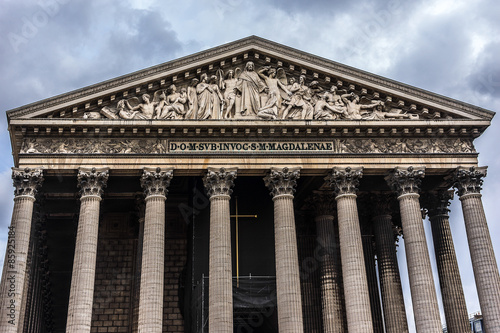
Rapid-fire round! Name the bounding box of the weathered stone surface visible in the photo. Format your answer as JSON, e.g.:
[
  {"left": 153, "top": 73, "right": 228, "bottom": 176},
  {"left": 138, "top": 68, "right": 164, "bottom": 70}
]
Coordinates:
[
  {"left": 203, "top": 167, "right": 237, "bottom": 333},
  {"left": 422, "top": 190, "right": 470, "bottom": 333},
  {"left": 386, "top": 167, "right": 442, "bottom": 333},
  {"left": 3, "top": 37, "right": 498, "bottom": 333},
  {"left": 310, "top": 191, "right": 345, "bottom": 333},
  {"left": 138, "top": 167, "right": 173, "bottom": 333},
  {"left": 327, "top": 167, "right": 374, "bottom": 333},
  {"left": 0, "top": 168, "right": 43, "bottom": 333},
  {"left": 265, "top": 167, "right": 304, "bottom": 333},
  {"left": 66, "top": 168, "right": 109, "bottom": 333},
  {"left": 454, "top": 167, "right": 500, "bottom": 332}
]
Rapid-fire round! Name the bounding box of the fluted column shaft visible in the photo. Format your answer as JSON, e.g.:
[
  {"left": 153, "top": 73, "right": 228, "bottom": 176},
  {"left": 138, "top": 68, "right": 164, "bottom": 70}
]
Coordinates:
[
  {"left": 208, "top": 195, "right": 232, "bottom": 331},
  {"left": 373, "top": 214, "right": 408, "bottom": 333},
  {"left": 454, "top": 167, "right": 500, "bottom": 332},
  {"left": 336, "top": 194, "right": 374, "bottom": 332},
  {"left": 132, "top": 199, "right": 145, "bottom": 333},
  {"left": 424, "top": 191, "right": 469, "bottom": 333},
  {"left": 315, "top": 211, "right": 345, "bottom": 333},
  {"left": 399, "top": 194, "right": 441, "bottom": 331},
  {"left": 362, "top": 235, "right": 384, "bottom": 333},
  {"left": 139, "top": 196, "right": 165, "bottom": 332},
  {"left": 274, "top": 195, "right": 303, "bottom": 331},
  {"left": 386, "top": 167, "right": 441, "bottom": 333},
  {"left": 264, "top": 167, "right": 303, "bottom": 333},
  {"left": 66, "top": 167, "right": 108, "bottom": 333},
  {"left": 0, "top": 168, "right": 42, "bottom": 333},
  {"left": 138, "top": 167, "right": 173, "bottom": 333},
  {"left": 66, "top": 196, "right": 101, "bottom": 332},
  {"left": 327, "top": 167, "right": 373, "bottom": 332},
  {"left": 204, "top": 167, "right": 237, "bottom": 333}
]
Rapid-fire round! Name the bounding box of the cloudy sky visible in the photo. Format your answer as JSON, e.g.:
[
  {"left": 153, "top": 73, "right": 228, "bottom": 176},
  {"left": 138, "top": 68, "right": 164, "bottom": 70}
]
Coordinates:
[{"left": 0, "top": 0, "right": 499, "bottom": 331}]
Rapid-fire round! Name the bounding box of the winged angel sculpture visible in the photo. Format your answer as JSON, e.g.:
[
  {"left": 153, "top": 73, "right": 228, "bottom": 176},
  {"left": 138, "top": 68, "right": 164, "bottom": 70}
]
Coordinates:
[{"left": 97, "top": 61, "right": 420, "bottom": 121}]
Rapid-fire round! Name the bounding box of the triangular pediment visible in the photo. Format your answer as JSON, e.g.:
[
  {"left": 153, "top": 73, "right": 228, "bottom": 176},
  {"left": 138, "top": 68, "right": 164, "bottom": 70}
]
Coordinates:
[{"left": 6, "top": 36, "right": 495, "bottom": 122}]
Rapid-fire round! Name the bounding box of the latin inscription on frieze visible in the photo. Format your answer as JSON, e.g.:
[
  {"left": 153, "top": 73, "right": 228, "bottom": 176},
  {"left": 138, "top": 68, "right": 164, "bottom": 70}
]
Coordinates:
[
  {"left": 20, "top": 137, "right": 475, "bottom": 155},
  {"left": 168, "top": 141, "right": 334, "bottom": 153}
]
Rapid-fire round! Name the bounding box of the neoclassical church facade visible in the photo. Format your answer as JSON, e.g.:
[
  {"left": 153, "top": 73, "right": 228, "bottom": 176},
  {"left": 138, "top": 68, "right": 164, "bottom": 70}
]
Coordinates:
[{"left": 1, "top": 36, "right": 499, "bottom": 333}]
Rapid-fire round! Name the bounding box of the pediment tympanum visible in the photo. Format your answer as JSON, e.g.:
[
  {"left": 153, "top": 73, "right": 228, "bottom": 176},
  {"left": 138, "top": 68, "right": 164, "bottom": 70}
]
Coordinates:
[
  {"left": 6, "top": 36, "right": 495, "bottom": 122},
  {"left": 92, "top": 64, "right": 423, "bottom": 122}
]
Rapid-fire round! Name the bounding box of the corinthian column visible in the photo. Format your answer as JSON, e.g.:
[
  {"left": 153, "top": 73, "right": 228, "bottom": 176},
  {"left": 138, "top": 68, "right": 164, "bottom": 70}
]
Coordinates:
[
  {"left": 326, "top": 167, "right": 373, "bottom": 333},
  {"left": 386, "top": 167, "right": 441, "bottom": 332},
  {"left": 311, "top": 191, "right": 345, "bottom": 333},
  {"left": 66, "top": 167, "right": 108, "bottom": 333},
  {"left": 203, "top": 167, "right": 237, "bottom": 333},
  {"left": 422, "top": 190, "right": 470, "bottom": 333},
  {"left": 0, "top": 168, "right": 43, "bottom": 333},
  {"left": 264, "top": 167, "right": 303, "bottom": 333},
  {"left": 453, "top": 166, "right": 500, "bottom": 332},
  {"left": 138, "top": 167, "right": 173, "bottom": 333},
  {"left": 371, "top": 194, "right": 408, "bottom": 333}
]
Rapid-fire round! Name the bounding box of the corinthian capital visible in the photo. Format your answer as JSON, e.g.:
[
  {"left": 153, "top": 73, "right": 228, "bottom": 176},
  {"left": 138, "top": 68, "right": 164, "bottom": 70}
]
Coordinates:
[
  {"left": 385, "top": 166, "right": 425, "bottom": 197},
  {"left": 369, "top": 193, "right": 396, "bottom": 216},
  {"left": 421, "top": 190, "right": 454, "bottom": 217},
  {"left": 12, "top": 167, "right": 44, "bottom": 198},
  {"left": 141, "top": 167, "right": 173, "bottom": 198},
  {"left": 78, "top": 167, "right": 109, "bottom": 198},
  {"left": 453, "top": 166, "right": 487, "bottom": 197},
  {"left": 326, "top": 166, "right": 363, "bottom": 197},
  {"left": 310, "top": 190, "right": 336, "bottom": 216},
  {"left": 263, "top": 167, "right": 300, "bottom": 198},
  {"left": 203, "top": 167, "right": 237, "bottom": 198}
]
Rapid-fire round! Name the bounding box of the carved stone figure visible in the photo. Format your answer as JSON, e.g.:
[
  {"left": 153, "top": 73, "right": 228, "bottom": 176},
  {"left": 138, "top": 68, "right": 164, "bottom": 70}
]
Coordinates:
[
  {"left": 127, "top": 94, "right": 156, "bottom": 119},
  {"left": 197, "top": 74, "right": 214, "bottom": 120},
  {"left": 282, "top": 75, "right": 314, "bottom": 119},
  {"left": 157, "top": 85, "right": 187, "bottom": 119},
  {"left": 234, "top": 61, "right": 267, "bottom": 117},
  {"left": 89, "top": 63, "right": 436, "bottom": 122},
  {"left": 185, "top": 78, "right": 199, "bottom": 119},
  {"left": 314, "top": 92, "right": 346, "bottom": 120},
  {"left": 308, "top": 80, "right": 324, "bottom": 105},
  {"left": 83, "top": 112, "right": 101, "bottom": 119},
  {"left": 363, "top": 102, "right": 413, "bottom": 120},
  {"left": 257, "top": 66, "right": 291, "bottom": 111},
  {"left": 341, "top": 92, "right": 382, "bottom": 120},
  {"left": 217, "top": 69, "right": 240, "bottom": 119},
  {"left": 209, "top": 75, "right": 224, "bottom": 120},
  {"left": 324, "top": 86, "right": 347, "bottom": 115},
  {"left": 257, "top": 90, "right": 279, "bottom": 120}
]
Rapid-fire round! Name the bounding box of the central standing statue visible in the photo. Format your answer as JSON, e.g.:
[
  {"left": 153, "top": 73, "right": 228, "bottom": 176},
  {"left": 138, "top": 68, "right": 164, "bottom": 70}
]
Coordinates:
[{"left": 235, "top": 61, "right": 267, "bottom": 117}]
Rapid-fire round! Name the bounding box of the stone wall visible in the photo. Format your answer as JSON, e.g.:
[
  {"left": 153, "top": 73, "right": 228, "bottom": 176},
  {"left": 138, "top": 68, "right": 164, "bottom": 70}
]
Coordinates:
[
  {"left": 91, "top": 238, "right": 135, "bottom": 333},
  {"left": 90, "top": 212, "right": 187, "bottom": 333},
  {"left": 162, "top": 238, "right": 187, "bottom": 332}
]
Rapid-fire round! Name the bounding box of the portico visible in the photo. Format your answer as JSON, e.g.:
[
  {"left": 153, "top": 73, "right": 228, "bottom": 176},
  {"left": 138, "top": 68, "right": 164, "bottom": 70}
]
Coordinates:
[{"left": 1, "top": 36, "right": 499, "bottom": 333}]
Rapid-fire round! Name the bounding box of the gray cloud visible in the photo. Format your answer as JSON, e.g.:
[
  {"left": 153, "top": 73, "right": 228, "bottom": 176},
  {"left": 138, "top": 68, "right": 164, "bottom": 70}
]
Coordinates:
[
  {"left": 467, "top": 42, "right": 500, "bottom": 98},
  {"left": 0, "top": 1, "right": 499, "bottom": 332}
]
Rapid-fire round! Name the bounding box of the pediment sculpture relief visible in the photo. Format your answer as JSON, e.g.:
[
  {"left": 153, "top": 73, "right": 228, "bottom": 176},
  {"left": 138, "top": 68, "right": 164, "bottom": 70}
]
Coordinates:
[{"left": 89, "top": 61, "right": 430, "bottom": 121}]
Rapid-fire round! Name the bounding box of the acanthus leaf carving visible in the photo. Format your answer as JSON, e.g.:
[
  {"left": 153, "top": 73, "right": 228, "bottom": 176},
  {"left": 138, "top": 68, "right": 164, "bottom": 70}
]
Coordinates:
[
  {"left": 421, "top": 190, "right": 454, "bottom": 217},
  {"left": 264, "top": 167, "right": 301, "bottom": 198},
  {"left": 140, "top": 167, "right": 173, "bottom": 198},
  {"left": 385, "top": 166, "right": 425, "bottom": 197},
  {"left": 12, "top": 167, "right": 44, "bottom": 198},
  {"left": 326, "top": 166, "right": 363, "bottom": 197},
  {"left": 368, "top": 192, "right": 397, "bottom": 216},
  {"left": 203, "top": 167, "right": 237, "bottom": 198},
  {"left": 78, "top": 167, "right": 109, "bottom": 198},
  {"left": 453, "top": 166, "right": 487, "bottom": 197},
  {"left": 309, "top": 190, "right": 336, "bottom": 216}
]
